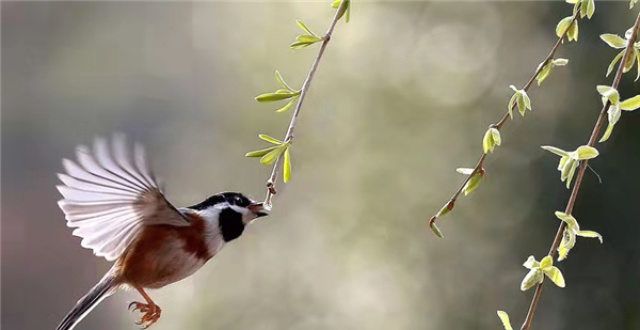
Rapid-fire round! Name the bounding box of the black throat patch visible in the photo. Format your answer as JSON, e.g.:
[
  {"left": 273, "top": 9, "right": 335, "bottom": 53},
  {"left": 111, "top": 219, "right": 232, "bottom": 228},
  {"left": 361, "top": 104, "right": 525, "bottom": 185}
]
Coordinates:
[{"left": 219, "top": 208, "right": 245, "bottom": 242}]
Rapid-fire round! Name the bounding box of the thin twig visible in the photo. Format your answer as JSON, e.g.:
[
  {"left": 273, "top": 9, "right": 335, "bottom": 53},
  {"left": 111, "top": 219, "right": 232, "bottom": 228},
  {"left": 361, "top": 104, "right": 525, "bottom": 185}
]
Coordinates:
[
  {"left": 263, "top": 5, "right": 344, "bottom": 208},
  {"left": 519, "top": 11, "right": 640, "bottom": 330},
  {"left": 428, "top": 11, "right": 580, "bottom": 232}
]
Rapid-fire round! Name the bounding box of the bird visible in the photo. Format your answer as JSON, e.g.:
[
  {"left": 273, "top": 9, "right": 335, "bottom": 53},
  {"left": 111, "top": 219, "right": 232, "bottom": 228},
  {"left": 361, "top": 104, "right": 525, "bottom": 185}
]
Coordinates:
[{"left": 55, "top": 134, "right": 269, "bottom": 330}]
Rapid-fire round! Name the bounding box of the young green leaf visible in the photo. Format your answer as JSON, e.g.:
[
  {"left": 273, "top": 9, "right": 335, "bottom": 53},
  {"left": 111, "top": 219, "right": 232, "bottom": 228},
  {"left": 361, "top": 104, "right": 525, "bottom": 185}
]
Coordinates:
[
  {"left": 275, "top": 97, "right": 298, "bottom": 113},
  {"left": 536, "top": 62, "right": 553, "bottom": 86},
  {"left": 260, "top": 146, "right": 286, "bottom": 165},
  {"left": 576, "top": 230, "right": 603, "bottom": 243},
  {"left": 497, "top": 311, "right": 513, "bottom": 330},
  {"left": 429, "top": 221, "right": 444, "bottom": 238},
  {"left": 567, "top": 19, "right": 579, "bottom": 42},
  {"left": 255, "top": 91, "right": 299, "bottom": 102},
  {"left": 482, "top": 128, "right": 501, "bottom": 154},
  {"left": 332, "top": 0, "right": 351, "bottom": 23},
  {"left": 463, "top": 171, "right": 484, "bottom": 196},
  {"left": 296, "top": 19, "right": 317, "bottom": 37},
  {"left": 574, "top": 145, "right": 599, "bottom": 160},
  {"left": 245, "top": 146, "right": 279, "bottom": 158},
  {"left": 597, "top": 85, "right": 620, "bottom": 105},
  {"left": 274, "top": 70, "right": 293, "bottom": 91},
  {"left": 632, "top": 0, "right": 639, "bottom": 9},
  {"left": 544, "top": 266, "right": 566, "bottom": 288},
  {"left": 259, "top": 134, "right": 284, "bottom": 145},
  {"left": 600, "top": 34, "right": 627, "bottom": 49},
  {"left": 541, "top": 145, "right": 569, "bottom": 157},
  {"left": 556, "top": 16, "right": 574, "bottom": 39},
  {"left": 607, "top": 51, "right": 625, "bottom": 77},
  {"left": 620, "top": 95, "right": 640, "bottom": 111},
  {"left": 600, "top": 105, "right": 621, "bottom": 142},
  {"left": 622, "top": 48, "right": 637, "bottom": 73},
  {"left": 283, "top": 147, "right": 292, "bottom": 183}
]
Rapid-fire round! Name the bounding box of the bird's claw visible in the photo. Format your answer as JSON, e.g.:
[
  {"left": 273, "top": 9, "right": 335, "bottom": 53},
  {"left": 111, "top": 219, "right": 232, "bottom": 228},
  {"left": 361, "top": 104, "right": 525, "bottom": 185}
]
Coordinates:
[{"left": 128, "top": 301, "right": 161, "bottom": 329}]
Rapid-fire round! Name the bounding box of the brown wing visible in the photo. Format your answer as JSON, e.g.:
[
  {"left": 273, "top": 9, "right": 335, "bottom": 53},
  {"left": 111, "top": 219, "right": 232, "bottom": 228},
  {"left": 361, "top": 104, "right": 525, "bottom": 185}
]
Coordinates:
[{"left": 57, "top": 134, "right": 189, "bottom": 261}]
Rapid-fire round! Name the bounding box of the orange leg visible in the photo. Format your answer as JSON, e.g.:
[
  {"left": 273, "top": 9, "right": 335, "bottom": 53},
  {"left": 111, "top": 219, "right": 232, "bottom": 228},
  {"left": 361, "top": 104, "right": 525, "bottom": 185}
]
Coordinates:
[{"left": 128, "top": 286, "right": 162, "bottom": 329}]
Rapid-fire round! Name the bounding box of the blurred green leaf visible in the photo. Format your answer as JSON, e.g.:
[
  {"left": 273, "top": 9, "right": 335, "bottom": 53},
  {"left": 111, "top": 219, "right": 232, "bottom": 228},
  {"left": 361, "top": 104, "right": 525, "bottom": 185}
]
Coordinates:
[
  {"left": 463, "top": 171, "right": 483, "bottom": 196},
  {"left": 600, "top": 34, "right": 626, "bottom": 49},
  {"left": 296, "top": 19, "right": 317, "bottom": 37},
  {"left": 259, "top": 134, "right": 284, "bottom": 145},
  {"left": 556, "top": 16, "right": 574, "bottom": 39},
  {"left": 274, "top": 70, "right": 294, "bottom": 91},
  {"left": 541, "top": 145, "right": 569, "bottom": 157},
  {"left": 600, "top": 123, "right": 615, "bottom": 143},
  {"left": 256, "top": 91, "right": 299, "bottom": 102},
  {"left": 497, "top": 311, "right": 513, "bottom": 330},
  {"left": 283, "top": 147, "right": 292, "bottom": 183},
  {"left": 275, "top": 97, "right": 298, "bottom": 113},
  {"left": 607, "top": 51, "right": 624, "bottom": 77},
  {"left": 429, "top": 221, "right": 444, "bottom": 238},
  {"left": 544, "top": 266, "right": 566, "bottom": 288},
  {"left": 567, "top": 20, "right": 579, "bottom": 41},
  {"left": 536, "top": 62, "right": 552, "bottom": 85},
  {"left": 577, "top": 230, "right": 603, "bottom": 243},
  {"left": 597, "top": 85, "right": 620, "bottom": 105},
  {"left": 332, "top": 0, "right": 351, "bottom": 22},
  {"left": 521, "top": 268, "right": 544, "bottom": 291},
  {"left": 260, "top": 146, "right": 286, "bottom": 165},
  {"left": 574, "top": 145, "right": 599, "bottom": 160},
  {"left": 620, "top": 95, "right": 640, "bottom": 111},
  {"left": 623, "top": 48, "right": 637, "bottom": 73},
  {"left": 632, "top": 0, "right": 639, "bottom": 9},
  {"left": 245, "top": 146, "right": 279, "bottom": 158},
  {"left": 523, "top": 255, "right": 540, "bottom": 269}
]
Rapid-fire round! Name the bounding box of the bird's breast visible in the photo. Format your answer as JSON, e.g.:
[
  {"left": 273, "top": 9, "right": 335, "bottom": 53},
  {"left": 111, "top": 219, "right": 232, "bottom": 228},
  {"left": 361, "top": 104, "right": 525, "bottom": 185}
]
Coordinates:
[{"left": 118, "top": 214, "right": 222, "bottom": 289}]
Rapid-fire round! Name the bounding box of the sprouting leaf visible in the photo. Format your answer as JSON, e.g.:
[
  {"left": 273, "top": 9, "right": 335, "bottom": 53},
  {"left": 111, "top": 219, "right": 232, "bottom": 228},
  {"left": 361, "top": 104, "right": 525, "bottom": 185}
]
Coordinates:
[
  {"left": 607, "top": 51, "right": 625, "bottom": 77},
  {"left": 600, "top": 34, "right": 627, "bottom": 49},
  {"left": 554, "top": 211, "right": 603, "bottom": 261},
  {"left": 536, "top": 62, "right": 553, "bottom": 86},
  {"left": 274, "top": 70, "right": 293, "bottom": 91},
  {"left": 523, "top": 255, "right": 540, "bottom": 269},
  {"left": 597, "top": 85, "right": 620, "bottom": 105},
  {"left": 429, "top": 221, "right": 444, "bottom": 238},
  {"left": 574, "top": 145, "right": 599, "bottom": 160},
  {"left": 541, "top": 145, "right": 569, "bottom": 157},
  {"left": 521, "top": 268, "right": 543, "bottom": 291},
  {"left": 556, "top": 16, "right": 574, "bottom": 39},
  {"left": 482, "top": 127, "right": 501, "bottom": 154},
  {"left": 508, "top": 85, "right": 531, "bottom": 117},
  {"left": 632, "top": 0, "right": 639, "bottom": 9},
  {"left": 600, "top": 105, "right": 621, "bottom": 142},
  {"left": 600, "top": 124, "right": 615, "bottom": 143},
  {"left": 497, "top": 311, "right": 513, "bottom": 330},
  {"left": 255, "top": 91, "right": 299, "bottom": 102},
  {"left": 275, "top": 97, "right": 297, "bottom": 113},
  {"left": 259, "top": 146, "right": 286, "bottom": 165},
  {"left": 259, "top": 134, "right": 284, "bottom": 145},
  {"left": 456, "top": 168, "right": 475, "bottom": 175},
  {"left": 567, "top": 19, "right": 579, "bottom": 42},
  {"left": 463, "top": 171, "right": 484, "bottom": 196},
  {"left": 620, "top": 95, "right": 640, "bottom": 111},
  {"left": 332, "top": 0, "right": 351, "bottom": 22},
  {"left": 296, "top": 19, "right": 317, "bottom": 37},
  {"left": 544, "top": 266, "right": 566, "bottom": 288},
  {"left": 623, "top": 48, "right": 638, "bottom": 73},
  {"left": 283, "top": 147, "right": 292, "bottom": 183},
  {"left": 536, "top": 58, "right": 570, "bottom": 86},
  {"left": 245, "top": 146, "right": 279, "bottom": 158},
  {"left": 586, "top": 0, "right": 595, "bottom": 19},
  {"left": 436, "top": 201, "right": 454, "bottom": 217}
]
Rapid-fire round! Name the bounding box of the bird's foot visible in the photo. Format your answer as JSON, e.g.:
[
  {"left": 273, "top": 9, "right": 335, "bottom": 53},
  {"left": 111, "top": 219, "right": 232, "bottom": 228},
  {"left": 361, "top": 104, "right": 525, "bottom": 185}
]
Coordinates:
[{"left": 128, "top": 301, "right": 161, "bottom": 329}]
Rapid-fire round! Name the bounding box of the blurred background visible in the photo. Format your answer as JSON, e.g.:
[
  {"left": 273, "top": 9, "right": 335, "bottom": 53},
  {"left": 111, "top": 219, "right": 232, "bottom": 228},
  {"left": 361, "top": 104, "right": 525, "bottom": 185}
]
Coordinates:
[{"left": 2, "top": 1, "right": 640, "bottom": 329}]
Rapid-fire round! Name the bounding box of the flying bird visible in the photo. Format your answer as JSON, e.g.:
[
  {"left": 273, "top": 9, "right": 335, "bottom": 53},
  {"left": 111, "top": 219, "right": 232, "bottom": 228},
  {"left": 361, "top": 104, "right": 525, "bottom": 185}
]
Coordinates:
[{"left": 55, "top": 135, "right": 268, "bottom": 330}]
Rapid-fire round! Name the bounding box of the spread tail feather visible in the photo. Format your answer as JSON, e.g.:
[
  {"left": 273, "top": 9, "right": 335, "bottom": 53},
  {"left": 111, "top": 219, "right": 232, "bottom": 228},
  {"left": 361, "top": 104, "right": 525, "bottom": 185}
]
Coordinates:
[{"left": 56, "top": 270, "right": 118, "bottom": 330}]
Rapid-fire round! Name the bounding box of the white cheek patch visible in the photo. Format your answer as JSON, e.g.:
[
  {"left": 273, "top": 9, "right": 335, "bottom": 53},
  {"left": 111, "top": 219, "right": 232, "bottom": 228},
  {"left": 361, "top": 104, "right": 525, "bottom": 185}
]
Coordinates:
[{"left": 229, "top": 205, "right": 256, "bottom": 224}]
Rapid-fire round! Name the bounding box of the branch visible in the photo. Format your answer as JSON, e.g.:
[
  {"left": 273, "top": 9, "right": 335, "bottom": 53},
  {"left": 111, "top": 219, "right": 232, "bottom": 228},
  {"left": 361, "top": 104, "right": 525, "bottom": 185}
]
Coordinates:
[
  {"left": 519, "top": 10, "right": 640, "bottom": 330},
  {"left": 262, "top": 2, "right": 346, "bottom": 209},
  {"left": 428, "top": 10, "right": 581, "bottom": 237}
]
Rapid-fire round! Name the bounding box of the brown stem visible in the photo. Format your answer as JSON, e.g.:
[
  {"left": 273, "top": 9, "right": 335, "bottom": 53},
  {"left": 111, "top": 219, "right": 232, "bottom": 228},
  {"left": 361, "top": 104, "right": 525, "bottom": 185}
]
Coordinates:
[
  {"left": 429, "top": 11, "right": 580, "bottom": 232},
  {"left": 262, "top": 3, "right": 345, "bottom": 208},
  {"left": 519, "top": 11, "right": 640, "bottom": 330}
]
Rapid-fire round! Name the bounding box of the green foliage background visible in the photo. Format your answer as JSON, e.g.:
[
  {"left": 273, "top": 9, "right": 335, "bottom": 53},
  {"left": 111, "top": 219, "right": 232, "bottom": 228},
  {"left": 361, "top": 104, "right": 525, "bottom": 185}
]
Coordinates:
[{"left": 2, "top": 1, "right": 639, "bottom": 329}]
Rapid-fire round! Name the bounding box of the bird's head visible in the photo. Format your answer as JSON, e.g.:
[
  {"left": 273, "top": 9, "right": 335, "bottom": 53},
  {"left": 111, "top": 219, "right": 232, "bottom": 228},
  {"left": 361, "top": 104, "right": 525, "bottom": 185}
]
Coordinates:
[{"left": 188, "top": 192, "right": 269, "bottom": 225}]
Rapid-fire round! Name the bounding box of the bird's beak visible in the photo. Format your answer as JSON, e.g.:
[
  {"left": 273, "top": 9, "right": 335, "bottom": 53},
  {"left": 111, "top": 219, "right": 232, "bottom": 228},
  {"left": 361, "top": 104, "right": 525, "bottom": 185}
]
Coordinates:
[{"left": 248, "top": 202, "right": 269, "bottom": 218}]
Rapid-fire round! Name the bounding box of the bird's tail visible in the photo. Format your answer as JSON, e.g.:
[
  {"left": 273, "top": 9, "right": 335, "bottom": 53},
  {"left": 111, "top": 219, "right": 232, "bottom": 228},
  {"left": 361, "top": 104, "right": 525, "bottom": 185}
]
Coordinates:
[{"left": 56, "top": 269, "right": 119, "bottom": 330}]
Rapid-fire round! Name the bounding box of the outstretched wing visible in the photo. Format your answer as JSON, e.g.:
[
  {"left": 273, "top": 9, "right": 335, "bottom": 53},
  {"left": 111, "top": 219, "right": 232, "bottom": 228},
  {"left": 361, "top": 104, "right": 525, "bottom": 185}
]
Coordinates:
[{"left": 57, "top": 134, "right": 189, "bottom": 261}]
